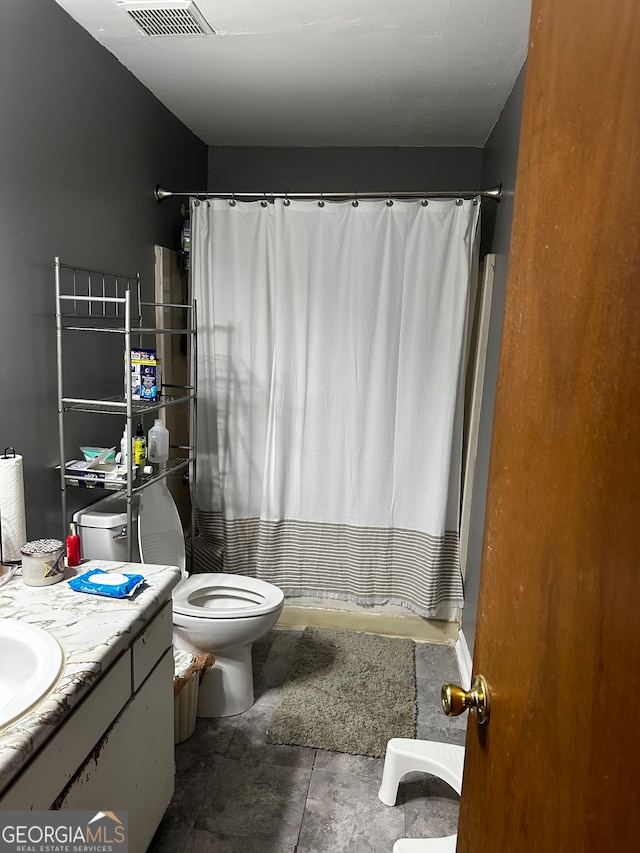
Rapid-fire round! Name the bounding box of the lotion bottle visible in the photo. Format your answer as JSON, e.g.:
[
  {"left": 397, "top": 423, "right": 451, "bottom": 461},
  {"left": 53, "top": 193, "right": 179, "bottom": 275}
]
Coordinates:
[{"left": 66, "top": 522, "right": 81, "bottom": 567}]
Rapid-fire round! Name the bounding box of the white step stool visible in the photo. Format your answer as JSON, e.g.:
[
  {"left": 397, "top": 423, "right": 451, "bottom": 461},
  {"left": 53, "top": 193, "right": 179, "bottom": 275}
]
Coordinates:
[{"left": 378, "top": 738, "right": 465, "bottom": 853}]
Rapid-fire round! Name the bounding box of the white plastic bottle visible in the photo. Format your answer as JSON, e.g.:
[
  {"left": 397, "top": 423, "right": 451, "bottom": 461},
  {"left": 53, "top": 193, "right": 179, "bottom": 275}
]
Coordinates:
[
  {"left": 119, "top": 427, "right": 129, "bottom": 467},
  {"left": 147, "top": 418, "right": 169, "bottom": 463}
]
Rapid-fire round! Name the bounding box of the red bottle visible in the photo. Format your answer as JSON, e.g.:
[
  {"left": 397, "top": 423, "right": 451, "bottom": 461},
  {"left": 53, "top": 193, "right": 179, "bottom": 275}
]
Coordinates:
[{"left": 66, "top": 522, "right": 81, "bottom": 567}]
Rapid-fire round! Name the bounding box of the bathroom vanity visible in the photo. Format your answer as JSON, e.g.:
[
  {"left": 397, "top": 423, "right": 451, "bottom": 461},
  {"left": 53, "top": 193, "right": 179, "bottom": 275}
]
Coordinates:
[{"left": 0, "top": 559, "right": 181, "bottom": 853}]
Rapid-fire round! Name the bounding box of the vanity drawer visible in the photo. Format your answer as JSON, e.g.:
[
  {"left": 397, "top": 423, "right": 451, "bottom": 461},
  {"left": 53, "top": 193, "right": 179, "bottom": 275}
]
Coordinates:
[
  {"left": 131, "top": 600, "right": 173, "bottom": 691},
  {"left": 0, "top": 648, "right": 132, "bottom": 810},
  {"left": 55, "top": 649, "right": 175, "bottom": 853}
]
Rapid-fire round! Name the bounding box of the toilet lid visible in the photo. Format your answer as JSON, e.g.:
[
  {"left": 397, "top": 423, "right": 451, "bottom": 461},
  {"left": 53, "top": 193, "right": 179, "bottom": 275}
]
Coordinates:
[
  {"left": 138, "top": 481, "right": 186, "bottom": 575},
  {"left": 172, "top": 572, "right": 284, "bottom": 619}
]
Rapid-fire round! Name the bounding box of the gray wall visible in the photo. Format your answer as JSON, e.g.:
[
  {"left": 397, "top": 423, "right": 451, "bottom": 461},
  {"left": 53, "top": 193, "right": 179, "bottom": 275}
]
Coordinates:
[
  {"left": 462, "top": 65, "right": 527, "bottom": 654},
  {"left": 208, "top": 146, "right": 483, "bottom": 191},
  {"left": 0, "top": 0, "right": 521, "bottom": 624},
  {"left": 0, "top": 0, "right": 207, "bottom": 541}
]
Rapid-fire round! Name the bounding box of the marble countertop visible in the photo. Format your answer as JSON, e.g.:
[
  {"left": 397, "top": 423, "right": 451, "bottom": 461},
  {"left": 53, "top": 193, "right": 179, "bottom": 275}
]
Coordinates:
[{"left": 0, "top": 559, "right": 181, "bottom": 795}]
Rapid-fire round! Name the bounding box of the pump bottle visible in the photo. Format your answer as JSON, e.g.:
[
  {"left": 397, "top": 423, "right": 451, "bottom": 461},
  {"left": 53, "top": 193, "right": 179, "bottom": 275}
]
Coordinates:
[
  {"left": 133, "top": 423, "right": 147, "bottom": 465},
  {"left": 66, "top": 522, "right": 81, "bottom": 567}
]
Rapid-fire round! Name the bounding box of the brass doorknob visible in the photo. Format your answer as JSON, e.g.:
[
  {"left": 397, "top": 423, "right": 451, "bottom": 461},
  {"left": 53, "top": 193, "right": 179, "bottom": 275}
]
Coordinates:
[{"left": 441, "top": 674, "right": 490, "bottom": 725}]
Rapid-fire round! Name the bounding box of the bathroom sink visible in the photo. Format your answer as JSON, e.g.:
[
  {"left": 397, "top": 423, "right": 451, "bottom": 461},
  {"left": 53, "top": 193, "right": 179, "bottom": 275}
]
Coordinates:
[{"left": 0, "top": 619, "right": 65, "bottom": 730}]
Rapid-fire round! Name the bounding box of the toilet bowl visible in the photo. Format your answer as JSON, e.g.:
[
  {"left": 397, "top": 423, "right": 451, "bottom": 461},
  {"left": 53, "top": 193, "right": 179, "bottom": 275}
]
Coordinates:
[
  {"left": 172, "top": 572, "right": 284, "bottom": 716},
  {"left": 73, "top": 482, "right": 284, "bottom": 717}
]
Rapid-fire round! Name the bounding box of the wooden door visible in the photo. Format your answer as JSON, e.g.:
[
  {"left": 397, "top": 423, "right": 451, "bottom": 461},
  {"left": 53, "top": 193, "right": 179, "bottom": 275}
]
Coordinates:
[{"left": 457, "top": 1, "right": 640, "bottom": 849}]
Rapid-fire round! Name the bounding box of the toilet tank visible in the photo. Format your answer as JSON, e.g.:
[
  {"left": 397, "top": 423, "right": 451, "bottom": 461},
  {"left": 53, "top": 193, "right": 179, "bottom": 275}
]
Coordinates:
[{"left": 73, "top": 496, "right": 140, "bottom": 563}]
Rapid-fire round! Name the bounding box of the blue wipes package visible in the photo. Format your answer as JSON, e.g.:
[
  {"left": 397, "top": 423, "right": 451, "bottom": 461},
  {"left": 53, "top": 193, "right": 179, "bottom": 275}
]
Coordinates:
[{"left": 68, "top": 568, "right": 145, "bottom": 598}]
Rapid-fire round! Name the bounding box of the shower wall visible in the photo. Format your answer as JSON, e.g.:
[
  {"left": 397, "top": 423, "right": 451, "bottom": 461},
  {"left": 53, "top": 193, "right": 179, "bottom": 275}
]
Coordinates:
[
  {"left": 206, "top": 121, "right": 525, "bottom": 642},
  {"left": 204, "top": 146, "right": 484, "bottom": 636}
]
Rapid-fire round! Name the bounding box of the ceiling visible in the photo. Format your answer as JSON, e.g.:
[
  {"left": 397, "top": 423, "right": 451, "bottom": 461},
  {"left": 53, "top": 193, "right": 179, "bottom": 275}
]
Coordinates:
[{"left": 53, "top": 0, "right": 531, "bottom": 147}]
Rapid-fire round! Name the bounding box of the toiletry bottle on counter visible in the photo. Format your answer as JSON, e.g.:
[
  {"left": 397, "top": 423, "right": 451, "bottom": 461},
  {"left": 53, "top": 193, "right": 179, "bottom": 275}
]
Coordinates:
[
  {"left": 134, "top": 422, "right": 147, "bottom": 465},
  {"left": 66, "top": 522, "right": 81, "bottom": 567},
  {"left": 147, "top": 418, "right": 169, "bottom": 464}
]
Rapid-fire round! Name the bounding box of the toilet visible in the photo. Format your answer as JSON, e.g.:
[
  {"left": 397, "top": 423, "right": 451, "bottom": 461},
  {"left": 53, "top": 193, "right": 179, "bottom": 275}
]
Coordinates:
[{"left": 73, "top": 482, "right": 284, "bottom": 717}]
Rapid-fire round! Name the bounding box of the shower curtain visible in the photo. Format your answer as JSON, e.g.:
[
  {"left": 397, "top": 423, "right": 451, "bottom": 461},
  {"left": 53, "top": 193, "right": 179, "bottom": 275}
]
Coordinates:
[{"left": 191, "top": 197, "right": 479, "bottom": 620}]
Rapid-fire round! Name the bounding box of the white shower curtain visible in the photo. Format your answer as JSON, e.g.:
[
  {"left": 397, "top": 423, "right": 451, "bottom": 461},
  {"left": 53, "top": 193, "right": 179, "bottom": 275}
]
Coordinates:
[{"left": 191, "top": 197, "right": 479, "bottom": 620}]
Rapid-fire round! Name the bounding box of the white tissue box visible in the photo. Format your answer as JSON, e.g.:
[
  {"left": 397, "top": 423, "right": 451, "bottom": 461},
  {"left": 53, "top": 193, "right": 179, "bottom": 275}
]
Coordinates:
[{"left": 61, "top": 461, "right": 130, "bottom": 490}]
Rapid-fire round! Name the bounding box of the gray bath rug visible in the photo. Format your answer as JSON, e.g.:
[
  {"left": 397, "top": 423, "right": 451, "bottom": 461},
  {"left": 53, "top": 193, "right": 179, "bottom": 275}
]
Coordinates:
[{"left": 266, "top": 626, "right": 416, "bottom": 757}]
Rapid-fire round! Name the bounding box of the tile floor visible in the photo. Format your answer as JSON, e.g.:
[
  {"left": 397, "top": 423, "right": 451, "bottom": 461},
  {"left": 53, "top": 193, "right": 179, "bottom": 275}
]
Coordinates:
[{"left": 148, "top": 628, "right": 468, "bottom": 853}]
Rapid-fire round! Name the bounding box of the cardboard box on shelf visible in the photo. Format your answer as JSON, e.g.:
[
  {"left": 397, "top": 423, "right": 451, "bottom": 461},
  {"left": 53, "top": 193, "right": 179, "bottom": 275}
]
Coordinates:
[{"left": 129, "top": 348, "right": 162, "bottom": 401}]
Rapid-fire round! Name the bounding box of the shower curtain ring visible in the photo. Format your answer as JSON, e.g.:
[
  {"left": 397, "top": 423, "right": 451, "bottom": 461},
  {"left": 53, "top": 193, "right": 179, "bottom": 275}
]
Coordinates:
[
  {"left": 284, "top": 193, "right": 290, "bottom": 207},
  {"left": 421, "top": 193, "right": 429, "bottom": 207},
  {"left": 318, "top": 192, "right": 325, "bottom": 208},
  {"left": 229, "top": 193, "right": 236, "bottom": 207},
  {"left": 456, "top": 193, "right": 463, "bottom": 206},
  {"left": 387, "top": 192, "right": 393, "bottom": 207},
  {"left": 261, "top": 192, "right": 267, "bottom": 208},
  {"left": 352, "top": 191, "right": 359, "bottom": 207}
]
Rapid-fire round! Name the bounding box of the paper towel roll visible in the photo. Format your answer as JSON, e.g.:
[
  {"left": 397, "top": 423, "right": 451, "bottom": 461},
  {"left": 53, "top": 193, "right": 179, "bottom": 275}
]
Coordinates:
[{"left": 0, "top": 452, "right": 27, "bottom": 561}]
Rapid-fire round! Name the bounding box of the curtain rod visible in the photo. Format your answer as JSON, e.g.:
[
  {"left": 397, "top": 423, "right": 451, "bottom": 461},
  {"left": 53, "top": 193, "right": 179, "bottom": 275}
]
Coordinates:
[{"left": 154, "top": 184, "right": 502, "bottom": 203}]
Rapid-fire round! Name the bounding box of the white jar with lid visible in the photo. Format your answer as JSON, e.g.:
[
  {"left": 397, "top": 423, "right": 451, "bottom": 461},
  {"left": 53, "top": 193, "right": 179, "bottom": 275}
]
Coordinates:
[{"left": 21, "top": 538, "right": 65, "bottom": 586}]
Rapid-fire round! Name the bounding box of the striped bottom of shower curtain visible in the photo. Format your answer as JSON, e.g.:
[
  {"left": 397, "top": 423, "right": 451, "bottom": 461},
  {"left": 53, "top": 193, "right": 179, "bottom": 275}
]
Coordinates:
[{"left": 193, "top": 512, "right": 463, "bottom": 621}]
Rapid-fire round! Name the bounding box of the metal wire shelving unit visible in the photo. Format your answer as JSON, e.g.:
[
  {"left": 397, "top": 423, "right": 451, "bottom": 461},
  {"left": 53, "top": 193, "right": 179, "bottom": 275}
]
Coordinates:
[{"left": 55, "top": 257, "right": 197, "bottom": 562}]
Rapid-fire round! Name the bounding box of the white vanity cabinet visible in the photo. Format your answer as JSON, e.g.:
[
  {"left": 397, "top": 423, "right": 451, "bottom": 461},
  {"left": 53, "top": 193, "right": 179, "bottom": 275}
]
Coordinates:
[{"left": 0, "top": 564, "right": 180, "bottom": 853}]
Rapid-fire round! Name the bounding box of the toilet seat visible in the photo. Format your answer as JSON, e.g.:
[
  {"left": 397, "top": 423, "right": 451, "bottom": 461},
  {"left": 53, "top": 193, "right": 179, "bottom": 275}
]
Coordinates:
[
  {"left": 172, "top": 573, "right": 284, "bottom": 619},
  {"left": 138, "top": 481, "right": 186, "bottom": 574},
  {"left": 139, "top": 482, "right": 284, "bottom": 620}
]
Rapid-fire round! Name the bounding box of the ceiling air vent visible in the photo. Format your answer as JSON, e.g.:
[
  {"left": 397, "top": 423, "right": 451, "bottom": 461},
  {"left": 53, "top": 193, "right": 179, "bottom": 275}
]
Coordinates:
[{"left": 118, "top": 1, "right": 215, "bottom": 36}]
